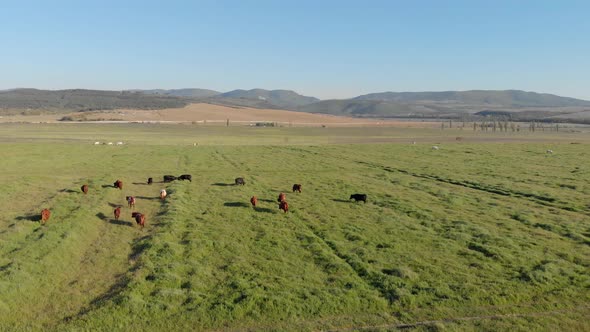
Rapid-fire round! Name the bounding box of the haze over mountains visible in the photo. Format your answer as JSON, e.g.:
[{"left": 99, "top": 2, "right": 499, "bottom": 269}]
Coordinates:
[{"left": 1, "top": 87, "right": 590, "bottom": 122}]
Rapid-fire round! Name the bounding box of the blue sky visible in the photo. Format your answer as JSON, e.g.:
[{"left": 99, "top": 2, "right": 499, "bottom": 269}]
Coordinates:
[{"left": 0, "top": 0, "right": 588, "bottom": 99}]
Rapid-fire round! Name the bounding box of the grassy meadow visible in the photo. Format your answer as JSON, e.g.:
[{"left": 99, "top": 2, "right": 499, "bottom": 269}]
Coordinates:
[{"left": 0, "top": 123, "right": 589, "bottom": 331}]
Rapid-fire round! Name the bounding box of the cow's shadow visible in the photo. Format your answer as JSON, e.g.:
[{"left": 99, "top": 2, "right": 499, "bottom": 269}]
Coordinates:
[
  {"left": 254, "top": 207, "right": 275, "bottom": 213},
  {"left": 332, "top": 199, "right": 351, "bottom": 203},
  {"left": 136, "top": 196, "right": 160, "bottom": 201},
  {"left": 258, "top": 198, "right": 276, "bottom": 203},
  {"left": 132, "top": 182, "right": 149, "bottom": 186},
  {"left": 212, "top": 183, "right": 233, "bottom": 187},
  {"left": 224, "top": 202, "right": 250, "bottom": 208},
  {"left": 16, "top": 214, "right": 41, "bottom": 222},
  {"left": 60, "top": 189, "right": 79, "bottom": 193},
  {"left": 101, "top": 184, "right": 116, "bottom": 189},
  {"left": 108, "top": 202, "right": 124, "bottom": 208},
  {"left": 109, "top": 219, "right": 134, "bottom": 227}
]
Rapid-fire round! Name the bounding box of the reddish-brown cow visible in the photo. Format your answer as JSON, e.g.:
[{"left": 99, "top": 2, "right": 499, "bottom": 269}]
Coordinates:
[
  {"left": 114, "top": 207, "right": 121, "bottom": 220},
  {"left": 279, "top": 201, "right": 289, "bottom": 213},
  {"left": 41, "top": 208, "right": 51, "bottom": 224},
  {"left": 132, "top": 212, "right": 145, "bottom": 228},
  {"left": 250, "top": 196, "right": 258, "bottom": 207},
  {"left": 114, "top": 180, "right": 123, "bottom": 190},
  {"left": 277, "top": 192, "right": 286, "bottom": 202},
  {"left": 81, "top": 184, "right": 89, "bottom": 194},
  {"left": 292, "top": 184, "right": 302, "bottom": 193}
]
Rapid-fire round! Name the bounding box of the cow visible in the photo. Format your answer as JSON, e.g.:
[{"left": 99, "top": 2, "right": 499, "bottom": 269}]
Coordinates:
[
  {"left": 292, "top": 184, "right": 302, "bottom": 193},
  {"left": 547, "top": 149, "right": 554, "bottom": 154},
  {"left": 160, "top": 189, "right": 167, "bottom": 200},
  {"left": 163, "top": 175, "right": 176, "bottom": 182},
  {"left": 279, "top": 200, "right": 289, "bottom": 213},
  {"left": 277, "top": 192, "right": 286, "bottom": 202},
  {"left": 432, "top": 146, "right": 439, "bottom": 150},
  {"left": 147, "top": 177, "right": 153, "bottom": 185},
  {"left": 81, "top": 184, "right": 89, "bottom": 194},
  {"left": 126, "top": 196, "right": 136, "bottom": 208},
  {"left": 114, "top": 180, "right": 123, "bottom": 190},
  {"left": 350, "top": 194, "right": 367, "bottom": 203},
  {"left": 41, "top": 209, "right": 51, "bottom": 224},
  {"left": 132, "top": 212, "right": 145, "bottom": 228},
  {"left": 178, "top": 174, "right": 192, "bottom": 182},
  {"left": 114, "top": 207, "right": 121, "bottom": 220},
  {"left": 250, "top": 196, "right": 258, "bottom": 207},
  {"left": 235, "top": 177, "right": 245, "bottom": 186}
]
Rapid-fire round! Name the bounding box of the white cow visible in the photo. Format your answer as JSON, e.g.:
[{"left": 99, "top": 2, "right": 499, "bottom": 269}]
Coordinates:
[
  {"left": 432, "top": 146, "right": 439, "bottom": 150},
  {"left": 546, "top": 149, "right": 553, "bottom": 154},
  {"left": 160, "top": 189, "right": 167, "bottom": 200},
  {"left": 94, "top": 141, "right": 100, "bottom": 145},
  {"left": 116, "top": 141, "right": 124, "bottom": 145}
]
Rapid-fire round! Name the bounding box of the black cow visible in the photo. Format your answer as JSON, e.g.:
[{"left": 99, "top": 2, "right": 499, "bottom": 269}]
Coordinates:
[
  {"left": 235, "top": 177, "right": 245, "bottom": 185},
  {"left": 178, "top": 174, "right": 192, "bottom": 182},
  {"left": 349, "top": 194, "right": 367, "bottom": 203},
  {"left": 163, "top": 175, "right": 177, "bottom": 182},
  {"left": 147, "top": 177, "right": 153, "bottom": 185}
]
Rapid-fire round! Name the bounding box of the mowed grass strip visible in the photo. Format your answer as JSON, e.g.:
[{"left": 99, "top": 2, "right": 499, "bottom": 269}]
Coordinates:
[{"left": 0, "top": 129, "right": 588, "bottom": 330}]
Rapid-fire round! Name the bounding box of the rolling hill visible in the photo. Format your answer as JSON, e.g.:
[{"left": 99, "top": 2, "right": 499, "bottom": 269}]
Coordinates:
[
  {"left": 216, "top": 89, "right": 320, "bottom": 109},
  {"left": 132, "top": 88, "right": 220, "bottom": 98}
]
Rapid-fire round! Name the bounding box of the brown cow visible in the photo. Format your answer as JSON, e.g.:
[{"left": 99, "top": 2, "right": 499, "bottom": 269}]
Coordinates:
[
  {"left": 81, "top": 184, "right": 89, "bottom": 194},
  {"left": 41, "top": 208, "right": 51, "bottom": 224},
  {"left": 114, "top": 180, "right": 123, "bottom": 190},
  {"left": 277, "top": 192, "right": 286, "bottom": 203},
  {"left": 132, "top": 212, "right": 145, "bottom": 228},
  {"left": 160, "top": 189, "right": 167, "bottom": 200},
  {"left": 292, "top": 184, "right": 302, "bottom": 193},
  {"left": 279, "top": 200, "right": 289, "bottom": 213},
  {"left": 250, "top": 196, "right": 258, "bottom": 207},
  {"left": 114, "top": 207, "right": 121, "bottom": 220},
  {"left": 126, "top": 196, "right": 136, "bottom": 208}
]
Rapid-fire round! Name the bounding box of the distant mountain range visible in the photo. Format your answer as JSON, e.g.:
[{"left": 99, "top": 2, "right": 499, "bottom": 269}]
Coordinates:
[{"left": 1, "top": 88, "right": 590, "bottom": 122}]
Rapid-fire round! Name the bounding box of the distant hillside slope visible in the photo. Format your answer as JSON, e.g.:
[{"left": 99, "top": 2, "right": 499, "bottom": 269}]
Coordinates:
[
  {"left": 0, "top": 89, "right": 188, "bottom": 112},
  {"left": 133, "top": 88, "right": 220, "bottom": 98},
  {"left": 354, "top": 90, "right": 590, "bottom": 107},
  {"left": 217, "top": 89, "right": 320, "bottom": 109}
]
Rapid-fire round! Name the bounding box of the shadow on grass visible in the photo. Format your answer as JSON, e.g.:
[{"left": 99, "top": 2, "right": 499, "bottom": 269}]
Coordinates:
[
  {"left": 110, "top": 219, "right": 134, "bottom": 227},
  {"left": 136, "top": 196, "right": 160, "bottom": 201},
  {"left": 224, "top": 202, "right": 250, "bottom": 208},
  {"left": 332, "top": 198, "right": 351, "bottom": 203},
  {"left": 101, "top": 184, "right": 116, "bottom": 189},
  {"left": 254, "top": 207, "right": 275, "bottom": 213},
  {"left": 212, "top": 183, "right": 233, "bottom": 187},
  {"left": 132, "top": 182, "right": 149, "bottom": 186},
  {"left": 16, "top": 214, "right": 41, "bottom": 222},
  {"left": 258, "top": 198, "right": 276, "bottom": 203},
  {"left": 60, "top": 188, "right": 79, "bottom": 193},
  {"left": 108, "top": 202, "right": 123, "bottom": 208}
]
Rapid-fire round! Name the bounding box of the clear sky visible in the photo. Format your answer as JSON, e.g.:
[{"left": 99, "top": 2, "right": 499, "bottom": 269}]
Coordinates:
[{"left": 1, "top": 0, "right": 589, "bottom": 100}]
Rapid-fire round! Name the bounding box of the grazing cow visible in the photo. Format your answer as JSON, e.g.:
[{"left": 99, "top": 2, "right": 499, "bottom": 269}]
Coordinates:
[
  {"left": 250, "top": 196, "right": 258, "bottom": 207},
  {"left": 292, "top": 184, "right": 302, "bottom": 193},
  {"left": 114, "top": 207, "right": 121, "bottom": 220},
  {"left": 126, "top": 196, "right": 136, "bottom": 208},
  {"left": 277, "top": 192, "right": 286, "bottom": 202},
  {"left": 41, "top": 209, "right": 51, "bottom": 224},
  {"left": 114, "top": 180, "right": 123, "bottom": 190},
  {"left": 163, "top": 175, "right": 176, "bottom": 182},
  {"left": 432, "top": 146, "right": 439, "bottom": 150},
  {"left": 547, "top": 149, "right": 554, "bottom": 154},
  {"left": 178, "top": 174, "right": 192, "bottom": 182},
  {"left": 132, "top": 212, "right": 145, "bottom": 228},
  {"left": 350, "top": 194, "right": 367, "bottom": 203},
  {"left": 160, "top": 189, "right": 167, "bottom": 200},
  {"left": 147, "top": 177, "right": 153, "bottom": 185},
  {"left": 235, "top": 177, "right": 245, "bottom": 186},
  {"left": 81, "top": 184, "right": 89, "bottom": 194},
  {"left": 278, "top": 200, "right": 289, "bottom": 213},
  {"left": 94, "top": 141, "right": 100, "bottom": 145}
]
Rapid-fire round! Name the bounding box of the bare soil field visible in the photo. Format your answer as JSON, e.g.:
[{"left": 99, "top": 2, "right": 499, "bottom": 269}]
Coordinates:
[{"left": 0, "top": 103, "right": 438, "bottom": 128}]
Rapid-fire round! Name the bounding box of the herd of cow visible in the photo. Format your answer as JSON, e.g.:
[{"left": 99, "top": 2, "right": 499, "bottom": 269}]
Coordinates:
[{"left": 37, "top": 174, "right": 368, "bottom": 227}]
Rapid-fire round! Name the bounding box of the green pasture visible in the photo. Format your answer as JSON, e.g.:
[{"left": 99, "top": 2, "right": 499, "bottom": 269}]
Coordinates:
[{"left": 0, "top": 124, "right": 588, "bottom": 331}]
